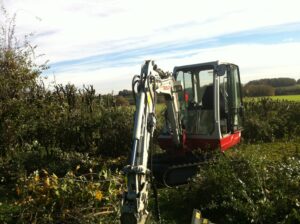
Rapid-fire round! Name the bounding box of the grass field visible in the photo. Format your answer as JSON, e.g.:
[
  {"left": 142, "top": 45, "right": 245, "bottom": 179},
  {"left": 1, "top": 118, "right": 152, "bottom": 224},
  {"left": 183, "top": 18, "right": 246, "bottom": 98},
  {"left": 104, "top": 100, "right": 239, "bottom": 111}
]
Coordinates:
[
  {"left": 245, "top": 94, "right": 300, "bottom": 102},
  {"left": 269, "top": 94, "right": 300, "bottom": 101}
]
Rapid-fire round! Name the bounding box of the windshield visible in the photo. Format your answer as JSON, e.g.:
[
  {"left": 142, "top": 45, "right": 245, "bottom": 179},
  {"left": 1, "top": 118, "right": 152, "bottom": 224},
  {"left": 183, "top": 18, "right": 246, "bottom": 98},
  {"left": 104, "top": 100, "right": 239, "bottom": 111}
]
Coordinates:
[
  {"left": 175, "top": 67, "right": 215, "bottom": 135},
  {"left": 176, "top": 68, "right": 214, "bottom": 107}
]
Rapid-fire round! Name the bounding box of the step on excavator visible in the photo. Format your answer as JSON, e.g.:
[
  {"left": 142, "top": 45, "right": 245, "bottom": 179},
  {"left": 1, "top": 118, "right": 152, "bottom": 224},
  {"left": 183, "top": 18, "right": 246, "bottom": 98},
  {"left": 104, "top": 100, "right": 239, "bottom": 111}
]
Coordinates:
[{"left": 121, "top": 60, "right": 244, "bottom": 224}]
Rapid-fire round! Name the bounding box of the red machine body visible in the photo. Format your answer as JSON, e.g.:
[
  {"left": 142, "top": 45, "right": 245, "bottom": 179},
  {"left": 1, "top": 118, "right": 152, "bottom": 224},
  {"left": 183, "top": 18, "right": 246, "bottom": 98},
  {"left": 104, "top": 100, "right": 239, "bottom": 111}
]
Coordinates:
[
  {"left": 158, "top": 130, "right": 241, "bottom": 153},
  {"left": 158, "top": 61, "right": 244, "bottom": 155}
]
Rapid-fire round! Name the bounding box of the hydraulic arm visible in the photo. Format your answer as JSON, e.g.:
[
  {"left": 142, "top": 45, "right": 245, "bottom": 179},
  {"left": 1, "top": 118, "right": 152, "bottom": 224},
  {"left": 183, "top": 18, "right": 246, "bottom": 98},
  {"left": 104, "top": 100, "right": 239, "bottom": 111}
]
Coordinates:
[{"left": 121, "top": 60, "right": 183, "bottom": 224}]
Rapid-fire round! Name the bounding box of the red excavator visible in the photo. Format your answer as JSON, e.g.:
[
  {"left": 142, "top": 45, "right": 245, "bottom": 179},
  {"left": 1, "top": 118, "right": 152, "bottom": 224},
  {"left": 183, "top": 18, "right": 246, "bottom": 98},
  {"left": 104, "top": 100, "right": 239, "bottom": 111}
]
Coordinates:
[{"left": 121, "top": 60, "right": 244, "bottom": 224}]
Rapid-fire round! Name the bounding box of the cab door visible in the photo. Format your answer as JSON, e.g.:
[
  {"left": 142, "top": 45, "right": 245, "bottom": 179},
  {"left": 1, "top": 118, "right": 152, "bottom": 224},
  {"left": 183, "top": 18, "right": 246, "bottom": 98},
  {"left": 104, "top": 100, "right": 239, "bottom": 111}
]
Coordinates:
[
  {"left": 218, "top": 64, "right": 243, "bottom": 151},
  {"left": 227, "top": 64, "right": 243, "bottom": 133}
]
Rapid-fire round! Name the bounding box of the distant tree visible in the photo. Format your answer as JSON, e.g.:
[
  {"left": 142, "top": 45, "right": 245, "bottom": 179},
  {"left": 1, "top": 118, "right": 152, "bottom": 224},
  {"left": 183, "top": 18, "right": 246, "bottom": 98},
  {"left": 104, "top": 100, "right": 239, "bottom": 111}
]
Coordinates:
[
  {"left": 297, "top": 79, "right": 300, "bottom": 84},
  {"left": 243, "top": 84, "right": 275, "bottom": 97},
  {"left": 0, "top": 7, "right": 47, "bottom": 100},
  {"left": 118, "top": 89, "right": 132, "bottom": 97},
  {"left": 275, "top": 85, "right": 300, "bottom": 95},
  {"left": 247, "top": 78, "right": 296, "bottom": 88},
  {"left": 0, "top": 7, "right": 47, "bottom": 154},
  {"left": 116, "top": 96, "right": 129, "bottom": 106}
]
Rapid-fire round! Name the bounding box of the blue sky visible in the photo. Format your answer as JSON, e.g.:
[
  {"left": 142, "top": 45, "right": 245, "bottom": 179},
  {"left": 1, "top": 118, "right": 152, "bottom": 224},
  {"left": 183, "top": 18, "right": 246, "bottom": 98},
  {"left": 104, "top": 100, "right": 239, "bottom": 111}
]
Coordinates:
[{"left": 2, "top": 0, "right": 300, "bottom": 93}]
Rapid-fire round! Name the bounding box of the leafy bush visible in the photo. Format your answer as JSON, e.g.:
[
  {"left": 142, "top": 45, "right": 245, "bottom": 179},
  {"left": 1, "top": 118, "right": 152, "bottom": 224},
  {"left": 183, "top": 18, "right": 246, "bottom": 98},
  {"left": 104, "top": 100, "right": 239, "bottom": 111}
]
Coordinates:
[
  {"left": 243, "top": 98, "right": 300, "bottom": 142},
  {"left": 243, "top": 84, "right": 275, "bottom": 97},
  {"left": 0, "top": 83, "right": 134, "bottom": 157},
  {"left": 275, "top": 85, "right": 300, "bottom": 95},
  {"left": 0, "top": 9, "right": 47, "bottom": 155},
  {"left": 184, "top": 145, "right": 300, "bottom": 224},
  {"left": 116, "top": 96, "right": 130, "bottom": 106},
  {"left": 0, "top": 143, "right": 127, "bottom": 188},
  {"left": 0, "top": 14, "right": 134, "bottom": 157},
  {"left": 15, "top": 168, "right": 124, "bottom": 224}
]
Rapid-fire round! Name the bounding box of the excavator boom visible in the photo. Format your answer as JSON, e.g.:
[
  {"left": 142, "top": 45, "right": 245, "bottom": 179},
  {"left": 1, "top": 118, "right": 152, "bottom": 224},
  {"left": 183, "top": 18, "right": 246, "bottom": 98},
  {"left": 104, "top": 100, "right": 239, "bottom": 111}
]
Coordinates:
[{"left": 121, "top": 60, "right": 183, "bottom": 224}]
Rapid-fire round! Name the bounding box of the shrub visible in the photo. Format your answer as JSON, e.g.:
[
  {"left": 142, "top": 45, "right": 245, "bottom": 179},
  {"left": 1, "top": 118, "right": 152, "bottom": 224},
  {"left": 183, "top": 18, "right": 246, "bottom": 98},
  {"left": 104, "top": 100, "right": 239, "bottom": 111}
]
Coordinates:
[
  {"left": 243, "top": 84, "right": 275, "bottom": 97},
  {"left": 116, "top": 96, "right": 130, "bottom": 106},
  {"left": 243, "top": 98, "right": 300, "bottom": 142},
  {"left": 96, "top": 107, "right": 133, "bottom": 157},
  {"left": 275, "top": 85, "right": 300, "bottom": 95},
  {"left": 185, "top": 147, "right": 300, "bottom": 224},
  {"left": 15, "top": 168, "right": 124, "bottom": 224}
]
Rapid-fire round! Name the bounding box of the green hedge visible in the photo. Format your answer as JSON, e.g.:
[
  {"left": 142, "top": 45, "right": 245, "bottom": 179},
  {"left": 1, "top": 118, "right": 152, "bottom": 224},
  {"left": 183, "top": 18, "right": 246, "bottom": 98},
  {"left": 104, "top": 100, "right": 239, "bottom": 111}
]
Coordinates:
[
  {"left": 158, "top": 142, "right": 300, "bottom": 224},
  {"left": 243, "top": 98, "right": 300, "bottom": 142},
  {"left": 188, "top": 144, "right": 300, "bottom": 223},
  {"left": 0, "top": 85, "right": 134, "bottom": 158}
]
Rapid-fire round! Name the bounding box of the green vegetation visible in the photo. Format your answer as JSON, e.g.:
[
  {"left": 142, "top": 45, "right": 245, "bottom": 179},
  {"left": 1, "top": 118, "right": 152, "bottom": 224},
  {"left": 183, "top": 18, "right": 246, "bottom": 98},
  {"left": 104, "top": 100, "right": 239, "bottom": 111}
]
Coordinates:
[
  {"left": 243, "top": 84, "right": 275, "bottom": 97},
  {"left": 158, "top": 140, "right": 300, "bottom": 224},
  {"left": 275, "top": 85, "right": 300, "bottom": 96},
  {"left": 243, "top": 98, "right": 300, "bottom": 142},
  {"left": 15, "top": 168, "right": 123, "bottom": 224},
  {"left": 245, "top": 95, "right": 300, "bottom": 102},
  {"left": 247, "top": 78, "right": 297, "bottom": 87},
  {"left": 269, "top": 94, "right": 300, "bottom": 101},
  {"left": 0, "top": 13, "right": 128, "bottom": 223}
]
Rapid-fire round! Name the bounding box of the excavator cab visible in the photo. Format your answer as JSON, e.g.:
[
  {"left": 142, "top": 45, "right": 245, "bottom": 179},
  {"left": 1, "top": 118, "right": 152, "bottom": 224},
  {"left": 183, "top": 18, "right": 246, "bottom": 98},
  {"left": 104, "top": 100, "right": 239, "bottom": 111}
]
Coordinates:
[{"left": 158, "top": 61, "right": 243, "bottom": 152}]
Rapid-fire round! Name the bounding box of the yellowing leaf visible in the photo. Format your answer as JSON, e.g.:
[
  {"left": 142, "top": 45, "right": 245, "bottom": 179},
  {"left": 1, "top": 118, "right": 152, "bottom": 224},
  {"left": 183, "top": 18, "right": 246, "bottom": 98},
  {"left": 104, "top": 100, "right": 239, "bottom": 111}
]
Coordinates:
[
  {"left": 16, "top": 186, "right": 21, "bottom": 196},
  {"left": 95, "top": 190, "right": 103, "bottom": 201},
  {"left": 44, "top": 177, "right": 50, "bottom": 187},
  {"left": 52, "top": 173, "right": 58, "bottom": 183},
  {"left": 42, "top": 169, "right": 48, "bottom": 175},
  {"left": 34, "top": 174, "right": 40, "bottom": 182}
]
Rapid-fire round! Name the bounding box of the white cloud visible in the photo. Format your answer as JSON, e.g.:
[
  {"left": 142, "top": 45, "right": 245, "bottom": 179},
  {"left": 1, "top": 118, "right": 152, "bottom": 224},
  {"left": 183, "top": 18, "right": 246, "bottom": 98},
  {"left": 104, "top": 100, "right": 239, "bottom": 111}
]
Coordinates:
[
  {"left": 158, "top": 42, "right": 300, "bottom": 82},
  {"left": 44, "top": 42, "right": 300, "bottom": 93},
  {"left": 2, "top": 0, "right": 300, "bottom": 92}
]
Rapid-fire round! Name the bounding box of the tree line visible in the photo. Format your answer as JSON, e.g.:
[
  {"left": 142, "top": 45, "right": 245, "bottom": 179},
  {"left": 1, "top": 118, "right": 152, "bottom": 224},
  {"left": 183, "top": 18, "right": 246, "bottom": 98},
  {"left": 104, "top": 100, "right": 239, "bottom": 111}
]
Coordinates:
[{"left": 243, "top": 78, "right": 300, "bottom": 97}]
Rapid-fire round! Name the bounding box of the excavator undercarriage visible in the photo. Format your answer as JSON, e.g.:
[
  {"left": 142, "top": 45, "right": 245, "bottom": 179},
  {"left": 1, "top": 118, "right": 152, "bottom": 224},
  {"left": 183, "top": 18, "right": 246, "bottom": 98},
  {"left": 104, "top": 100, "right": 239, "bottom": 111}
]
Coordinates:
[{"left": 151, "top": 150, "right": 214, "bottom": 187}]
